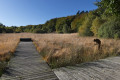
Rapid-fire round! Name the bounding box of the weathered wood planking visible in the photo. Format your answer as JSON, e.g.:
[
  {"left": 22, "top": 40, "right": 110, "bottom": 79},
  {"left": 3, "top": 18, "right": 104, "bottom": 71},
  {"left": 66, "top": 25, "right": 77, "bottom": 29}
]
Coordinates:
[
  {"left": 54, "top": 56, "right": 120, "bottom": 80},
  {"left": 0, "top": 42, "right": 58, "bottom": 80}
]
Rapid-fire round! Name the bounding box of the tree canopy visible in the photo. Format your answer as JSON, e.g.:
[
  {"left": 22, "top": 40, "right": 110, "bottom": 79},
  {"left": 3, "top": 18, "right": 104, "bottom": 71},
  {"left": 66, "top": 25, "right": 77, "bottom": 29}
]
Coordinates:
[{"left": 97, "top": 0, "right": 120, "bottom": 16}]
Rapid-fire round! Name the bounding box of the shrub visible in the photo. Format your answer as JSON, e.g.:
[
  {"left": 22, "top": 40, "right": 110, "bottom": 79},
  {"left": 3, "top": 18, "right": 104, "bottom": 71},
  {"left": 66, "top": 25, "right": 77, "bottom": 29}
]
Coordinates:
[
  {"left": 62, "top": 24, "right": 69, "bottom": 33},
  {"left": 79, "top": 11, "right": 95, "bottom": 36},
  {"left": 98, "top": 16, "right": 120, "bottom": 38},
  {"left": 71, "top": 13, "right": 87, "bottom": 32},
  {"left": 91, "top": 17, "right": 105, "bottom": 36},
  {"left": 33, "top": 29, "right": 46, "bottom": 33}
]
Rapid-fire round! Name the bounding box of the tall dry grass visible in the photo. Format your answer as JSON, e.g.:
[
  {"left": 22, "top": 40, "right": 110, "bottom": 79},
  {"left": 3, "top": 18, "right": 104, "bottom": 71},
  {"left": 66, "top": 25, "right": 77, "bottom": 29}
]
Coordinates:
[
  {"left": 32, "top": 33, "right": 120, "bottom": 68},
  {"left": 0, "top": 34, "right": 21, "bottom": 61}
]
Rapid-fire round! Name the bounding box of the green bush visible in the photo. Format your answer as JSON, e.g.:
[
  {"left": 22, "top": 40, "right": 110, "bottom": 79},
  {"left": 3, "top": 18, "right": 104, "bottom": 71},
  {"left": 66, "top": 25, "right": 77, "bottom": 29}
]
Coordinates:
[
  {"left": 71, "top": 13, "right": 87, "bottom": 32},
  {"left": 98, "top": 16, "right": 120, "bottom": 38},
  {"left": 91, "top": 17, "right": 105, "bottom": 36},
  {"left": 62, "top": 24, "right": 69, "bottom": 33},
  {"left": 79, "top": 11, "right": 95, "bottom": 36},
  {"left": 33, "top": 29, "right": 46, "bottom": 33}
]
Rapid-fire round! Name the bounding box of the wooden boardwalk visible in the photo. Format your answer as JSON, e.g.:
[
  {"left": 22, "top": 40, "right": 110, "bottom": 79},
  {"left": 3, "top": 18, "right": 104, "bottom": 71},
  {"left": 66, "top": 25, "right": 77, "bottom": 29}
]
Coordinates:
[
  {"left": 54, "top": 56, "right": 120, "bottom": 80},
  {"left": 0, "top": 42, "right": 58, "bottom": 80}
]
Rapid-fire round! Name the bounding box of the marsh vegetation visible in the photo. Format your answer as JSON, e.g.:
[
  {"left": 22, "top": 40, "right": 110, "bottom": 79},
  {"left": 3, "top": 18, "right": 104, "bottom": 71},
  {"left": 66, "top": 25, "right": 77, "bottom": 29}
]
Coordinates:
[
  {"left": 33, "top": 33, "right": 120, "bottom": 68},
  {"left": 0, "top": 33, "right": 120, "bottom": 75}
]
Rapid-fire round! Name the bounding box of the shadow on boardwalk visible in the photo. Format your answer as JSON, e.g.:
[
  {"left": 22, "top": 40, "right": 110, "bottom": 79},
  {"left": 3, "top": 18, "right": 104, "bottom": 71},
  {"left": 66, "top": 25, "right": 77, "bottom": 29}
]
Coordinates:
[{"left": 0, "top": 42, "right": 58, "bottom": 80}]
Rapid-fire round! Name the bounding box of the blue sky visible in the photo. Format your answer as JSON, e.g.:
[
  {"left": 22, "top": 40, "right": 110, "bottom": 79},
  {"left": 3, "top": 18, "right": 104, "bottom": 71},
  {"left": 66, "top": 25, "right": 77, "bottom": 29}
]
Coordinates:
[{"left": 0, "top": 0, "right": 97, "bottom": 26}]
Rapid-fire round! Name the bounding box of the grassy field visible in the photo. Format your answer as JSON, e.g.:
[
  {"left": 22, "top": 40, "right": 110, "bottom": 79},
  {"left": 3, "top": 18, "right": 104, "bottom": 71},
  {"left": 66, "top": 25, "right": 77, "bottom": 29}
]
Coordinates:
[
  {"left": 0, "top": 33, "right": 120, "bottom": 70},
  {"left": 33, "top": 33, "right": 120, "bottom": 68},
  {"left": 0, "top": 34, "right": 20, "bottom": 61}
]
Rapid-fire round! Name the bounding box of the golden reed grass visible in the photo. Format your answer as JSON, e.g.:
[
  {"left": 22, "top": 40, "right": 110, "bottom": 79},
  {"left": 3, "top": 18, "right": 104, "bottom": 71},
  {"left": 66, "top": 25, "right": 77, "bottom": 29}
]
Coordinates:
[
  {"left": 32, "top": 33, "right": 120, "bottom": 68},
  {"left": 0, "top": 34, "right": 20, "bottom": 62}
]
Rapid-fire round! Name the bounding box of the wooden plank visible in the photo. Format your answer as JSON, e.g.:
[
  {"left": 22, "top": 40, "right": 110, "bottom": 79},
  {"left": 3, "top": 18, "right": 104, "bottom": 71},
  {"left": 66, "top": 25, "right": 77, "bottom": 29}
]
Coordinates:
[{"left": 0, "top": 42, "right": 58, "bottom": 80}]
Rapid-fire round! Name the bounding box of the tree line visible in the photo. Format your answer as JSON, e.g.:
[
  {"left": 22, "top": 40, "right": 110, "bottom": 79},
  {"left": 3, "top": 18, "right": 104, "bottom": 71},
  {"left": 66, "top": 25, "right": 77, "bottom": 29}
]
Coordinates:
[
  {"left": 0, "top": 0, "right": 120, "bottom": 38},
  {"left": 0, "top": 11, "right": 88, "bottom": 33}
]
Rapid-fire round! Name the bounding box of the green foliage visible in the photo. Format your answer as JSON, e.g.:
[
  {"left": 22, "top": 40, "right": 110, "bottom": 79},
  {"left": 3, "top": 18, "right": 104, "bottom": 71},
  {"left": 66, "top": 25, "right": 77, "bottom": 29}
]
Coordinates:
[
  {"left": 62, "top": 24, "right": 69, "bottom": 33},
  {"left": 0, "top": 15, "right": 75, "bottom": 33},
  {"left": 33, "top": 29, "right": 46, "bottom": 33},
  {"left": 91, "top": 17, "right": 105, "bottom": 36},
  {"left": 55, "top": 18, "right": 66, "bottom": 33},
  {"left": 55, "top": 16, "right": 75, "bottom": 33},
  {"left": 0, "top": 11, "right": 93, "bottom": 34},
  {"left": 79, "top": 11, "right": 95, "bottom": 36},
  {"left": 42, "top": 18, "right": 57, "bottom": 33},
  {"left": 71, "top": 13, "right": 87, "bottom": 32},
  {"left": 0, "top": 23, "right": 6, "bottom": 33},
  {"left": 97, "top": 0, "right": 120, "bottom": 16},
  {"left": 14, "top": 25, "right": 43, "bottom": 33},
  {"left": 5, "top": 27, "right": 14, "bottom": 33},
  {"left": 98, "top": 16, "right": 120, "bottom": 38}
]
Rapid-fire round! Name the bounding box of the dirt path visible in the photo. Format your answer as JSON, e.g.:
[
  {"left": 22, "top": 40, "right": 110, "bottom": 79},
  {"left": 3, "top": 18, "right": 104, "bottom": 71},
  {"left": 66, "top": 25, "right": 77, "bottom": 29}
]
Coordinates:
[
  {"left": 0, "top": 42, "right": 58, "bottom": 80},
  {"left": 54, "top": 56, "right": 120, "bottom": 80}
]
